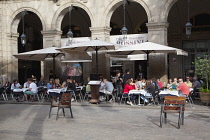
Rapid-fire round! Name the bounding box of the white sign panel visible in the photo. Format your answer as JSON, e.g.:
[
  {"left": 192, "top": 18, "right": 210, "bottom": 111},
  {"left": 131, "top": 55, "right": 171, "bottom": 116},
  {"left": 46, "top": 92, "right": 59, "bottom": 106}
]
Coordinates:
[
  {"left": 110, "top": 34, "right": 148, "bottom": 46},
  {"left": 61, "top": 34, "right": 148, "bottom": 47},
  {"left": 61, "top": 37, "right": 91, "bottom": 47}
]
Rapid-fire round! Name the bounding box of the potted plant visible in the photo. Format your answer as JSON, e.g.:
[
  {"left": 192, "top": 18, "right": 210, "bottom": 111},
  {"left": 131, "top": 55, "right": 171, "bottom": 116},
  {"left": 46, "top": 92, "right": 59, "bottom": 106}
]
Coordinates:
[{"left": 194, "top": 55, "right": 210, "bottom": 105}]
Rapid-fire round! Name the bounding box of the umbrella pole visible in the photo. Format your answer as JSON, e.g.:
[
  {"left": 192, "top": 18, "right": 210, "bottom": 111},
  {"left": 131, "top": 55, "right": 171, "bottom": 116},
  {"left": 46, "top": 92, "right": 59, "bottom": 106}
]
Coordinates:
[
  {"left": 53, "top": 55, "right": 55, "bottom": 78},
  {"left": 146, "top": 52, "right": 149, "bottom": 79},
  {"left": 96, "top": 48, "right": 98, "bottom": 73}
]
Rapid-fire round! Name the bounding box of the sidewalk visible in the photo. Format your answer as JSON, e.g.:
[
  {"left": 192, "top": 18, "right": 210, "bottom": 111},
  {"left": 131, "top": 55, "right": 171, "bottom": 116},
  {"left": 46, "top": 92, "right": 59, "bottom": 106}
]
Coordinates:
[
  {"left": 0, "top": 100, "right": 210, "bottom": 140},
  {"left": 0, "top": 99, "right": 209, "bottom": 111},
  {"left": 0, "top": 102, "right": 210, "bottom": 140}
]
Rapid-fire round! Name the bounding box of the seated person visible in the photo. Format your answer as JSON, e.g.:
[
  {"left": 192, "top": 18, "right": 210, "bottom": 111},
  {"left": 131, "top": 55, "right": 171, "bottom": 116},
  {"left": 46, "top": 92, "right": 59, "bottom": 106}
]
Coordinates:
[
  {"left": 177, "top": 78, "right": 190, "bottom": 97},
  {"left": 123, "top": 79, "right": 136, "bottom": 106},
  {"left": 3, "top": 78, "right": 11, "bottom": 88},
  {"left": 61, "top": 81, "right": 68, "bottom": 88},
  {"left": 67, "top": 79, "right": 76, "bottom": 101},
  {"left": 11, "top": 79, "right": 22, "bottom": 101},
  {"left": 184, "top": 77, "right": 192, "bottom": 88},
  {"left": 157, "top": 79, "right": 163, "bottom": 89},
  {"left": 54, "top": 79, "right": 61, "bottom": 89},
  {"left": 47, "top": 79, "right": 55, "bottom": 90},
  {"left": 24, "top": 78, "right": 38, "bottom": 102},
  {"left": 86, "top": 84, "right": 91, "bottom": 94},
  {"left": 38, "top": 78, "right": 45, "bottom": 87},
  {"left": 145, "top": 80, "right": 156, "bottom": 99},
  {"left": 67, "top": 79, "right": 76, "bottom": 93},
  {"left": 73, "top": 80, "right": 79, "bottom": 87},
  {"left": 144, "top": 80, "right": 156, "bottom": 104},
  {"left": 167, "top": 79, "right": 173, "bottom": 89},
  {"left": 99, "top": 78, "right": 105, "bottom": 98},
  {"left": 11, "top": 79, "right": 21, "bottom": 90},
  {"left": 171, "top": 78, "right": 178, "bottom": 90},
  {"left": 24, "top": 79, "right": 30, "bottom": 88},
  {"left": 102, "top": 79, "right": 114, "bottom": 101}
]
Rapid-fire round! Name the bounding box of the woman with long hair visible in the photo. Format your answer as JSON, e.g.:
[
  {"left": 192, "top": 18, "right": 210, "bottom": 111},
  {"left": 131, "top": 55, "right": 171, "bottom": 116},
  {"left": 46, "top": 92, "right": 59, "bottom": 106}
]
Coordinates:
[
  {"left": 123, "top": 79, "right": 136, "bottom": 106},
  {"left": 145, "top": 80, "right": 156, "bottom": 100},
  {"left": 54, "top": 79, "right": 61, "bottom": 89},
  {"left": 47, "top": 78, "right": 55, "bottom": 90}
]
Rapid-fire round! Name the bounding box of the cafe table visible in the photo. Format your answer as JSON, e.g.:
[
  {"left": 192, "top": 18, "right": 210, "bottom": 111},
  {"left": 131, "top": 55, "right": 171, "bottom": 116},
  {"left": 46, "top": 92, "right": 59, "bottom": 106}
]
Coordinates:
[
  {"left": 13, "top": 88, "right": 29, "bottom": 93},
  {"left": 159, "top": 89, "right": 180, "bottom": 97},
  {"left": 47, "top": 88, "right": 67, "bottom": 94},
  {"left": 129, "top": 89, "right": 147, "bottom": 105}
]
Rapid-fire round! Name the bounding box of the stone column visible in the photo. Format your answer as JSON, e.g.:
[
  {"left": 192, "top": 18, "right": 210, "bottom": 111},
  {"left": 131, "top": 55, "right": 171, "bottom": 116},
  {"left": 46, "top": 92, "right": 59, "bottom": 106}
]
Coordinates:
[
  {"left": 6, "top": 33, "right": 19, "bottom": 81},
  {"left": 146, "top": 22, "right": 169, "bottom": 83},
  {"left": 89, "top": 27, "right": 112, "bottom": 79},
  {"left": 90, "top": 27, "right": 111, "bottom": 41},
  {"left": 41, "top": 29, "right": 62, "bottom": 48},
  {"left": 41, "top": 29, "right": 62, "bottom": 80}
]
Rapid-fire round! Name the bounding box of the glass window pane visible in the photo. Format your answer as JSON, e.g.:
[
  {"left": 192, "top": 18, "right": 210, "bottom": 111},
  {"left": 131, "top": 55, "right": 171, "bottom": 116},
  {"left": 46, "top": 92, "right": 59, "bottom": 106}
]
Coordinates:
[
  {"left": 183, "top": 41, "right": 195, "bottom": 52},
  {"left": 196, "top": 41, "right": 208, "bottom": 52}
]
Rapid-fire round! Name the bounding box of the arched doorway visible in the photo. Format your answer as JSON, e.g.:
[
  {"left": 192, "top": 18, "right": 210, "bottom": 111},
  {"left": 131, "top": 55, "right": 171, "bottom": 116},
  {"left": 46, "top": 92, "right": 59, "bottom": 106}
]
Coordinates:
[
  {"left": 110, "top": 1, "right": 148, "bottom": 35},
  {"left": 110, "top": 1, "right": 148, "bottom": 79},
  {"left": 61, "top": 6, "right": 91, "bottom": 38},
  {"left": 60, "top": 6, "right": 91, "bottom": 82},
  {"left": 168, "top": 0, "right": 210, "bottom": 79},
  {"left": 17, "top": 11, "right": 43, "bottom": 84}
]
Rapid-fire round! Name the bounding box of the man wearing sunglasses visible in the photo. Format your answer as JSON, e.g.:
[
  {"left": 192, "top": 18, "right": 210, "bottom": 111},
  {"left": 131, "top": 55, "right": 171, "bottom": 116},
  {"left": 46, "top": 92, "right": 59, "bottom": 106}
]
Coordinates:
[{"left": 177, "top": 78, "right": 190, "bottom": 97}]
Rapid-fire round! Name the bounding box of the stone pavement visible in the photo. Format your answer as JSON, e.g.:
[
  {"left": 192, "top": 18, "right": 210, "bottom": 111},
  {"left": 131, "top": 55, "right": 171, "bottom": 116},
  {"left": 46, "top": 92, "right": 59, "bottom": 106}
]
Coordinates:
[{"left": 0, "top": 101, "right": 210, "bottom": 140}]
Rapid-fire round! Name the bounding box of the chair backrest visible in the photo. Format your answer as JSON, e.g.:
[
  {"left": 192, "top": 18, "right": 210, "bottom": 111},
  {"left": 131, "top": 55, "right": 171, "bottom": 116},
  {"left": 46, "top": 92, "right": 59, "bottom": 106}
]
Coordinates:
[
  {"left": 164, "top": 96, "right": 186, "bottom": 111},
  {"left": 60, "top": 93, "right": 72, "bottom": 105}
]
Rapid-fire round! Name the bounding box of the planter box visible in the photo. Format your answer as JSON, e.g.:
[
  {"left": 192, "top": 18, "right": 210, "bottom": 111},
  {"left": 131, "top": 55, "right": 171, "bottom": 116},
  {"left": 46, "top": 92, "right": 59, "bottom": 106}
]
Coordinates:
[{"left": 199, "top": 92, "right": 210, "bottom": 105}]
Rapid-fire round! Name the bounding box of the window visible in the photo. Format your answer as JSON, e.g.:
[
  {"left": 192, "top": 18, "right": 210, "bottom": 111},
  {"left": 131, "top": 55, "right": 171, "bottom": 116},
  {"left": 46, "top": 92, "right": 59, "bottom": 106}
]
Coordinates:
[
  {"left": 183, "top": 40, "right": 210, "bottom": 77},
  {"left": 190, "top": 14, "right": 210, "bottom": 32}
]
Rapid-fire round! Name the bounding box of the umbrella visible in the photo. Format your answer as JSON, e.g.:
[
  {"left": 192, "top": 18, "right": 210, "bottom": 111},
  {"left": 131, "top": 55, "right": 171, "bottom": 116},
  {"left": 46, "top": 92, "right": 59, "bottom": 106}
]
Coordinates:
[
  {"left": 58, "top": 39, "right": 122, "bottom": 73},
  {"left": 107, "top": 42, "right": 188, "bottom": 78},
  {"left": 13, "top": 46, "right": 64, "bottom": 78}
]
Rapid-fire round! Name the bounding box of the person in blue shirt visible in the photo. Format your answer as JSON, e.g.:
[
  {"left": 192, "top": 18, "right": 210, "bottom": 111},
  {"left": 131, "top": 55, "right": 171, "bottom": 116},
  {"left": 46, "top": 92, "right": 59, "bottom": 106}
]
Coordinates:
[
  {"left": 38, "top": 78, "right": 45, "bottom": 87},
  {"left": 47, "top": 79, "right": 55, "bottom": 89}
]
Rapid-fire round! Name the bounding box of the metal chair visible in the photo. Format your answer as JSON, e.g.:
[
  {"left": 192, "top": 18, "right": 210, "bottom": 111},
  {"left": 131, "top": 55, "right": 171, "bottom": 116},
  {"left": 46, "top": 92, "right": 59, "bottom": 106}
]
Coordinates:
[
  {"left": 37, "top": 87, "right": 48, "bottom": 101},
  {"left": 0, "top": 88, "right": 8, "bottom": 101},
  {"left": 160, "top": 96, "right": 186, "bottom": 129},
  {"left": 120, "top": 93, "right": 130, "bottom": 104},
  {"left": 192, "top": 87, "right": 200, "bottom": 100},
  {"left": 143, "top": 93, "right": 153, "bottom": 106},
  {"left": 75, "top": 88, "right": 83, "bottom": 102},
  {"left": 186, "top": 91, "right": 194, "bottom": 107},
  {"left": 84, "top": 85, "right": 91, "bottom": 100},
  {"left": 105, "top": 91, "right": 115, "bottom": 104}
]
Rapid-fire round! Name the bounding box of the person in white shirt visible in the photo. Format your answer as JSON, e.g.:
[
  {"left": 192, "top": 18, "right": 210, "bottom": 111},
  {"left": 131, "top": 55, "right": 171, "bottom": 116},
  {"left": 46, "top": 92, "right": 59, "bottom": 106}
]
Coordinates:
[
  {"left": 24, "top": 79, "right": 30, "bottom": 88},
  {"left": 24, "top": 78, "right": 38, "bottom": 102},
  {"left": 11, "top": 79, "right": 21, "bottom": 101},
  {"left": 11, "top": 79, "right": 21, "bottom": 90}
]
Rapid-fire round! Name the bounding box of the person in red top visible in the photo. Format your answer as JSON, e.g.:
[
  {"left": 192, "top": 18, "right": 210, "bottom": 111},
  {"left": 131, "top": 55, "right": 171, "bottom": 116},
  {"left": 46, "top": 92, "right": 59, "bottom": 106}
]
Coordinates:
[
  {"left": 177, "top": 78, "right": 190, "bottom": 96},
  {"left": 157, "top": 79, "right": 163, "bottom": 89},
  {"left": 123, "top": 79, "right": 136, "bottom": 105}
]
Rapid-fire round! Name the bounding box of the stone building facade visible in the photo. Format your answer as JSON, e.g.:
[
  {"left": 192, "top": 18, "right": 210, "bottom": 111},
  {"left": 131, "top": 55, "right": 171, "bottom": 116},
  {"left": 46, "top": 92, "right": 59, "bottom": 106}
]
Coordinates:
[{"left": 0, "top": 0, "right": 210, "bottom": 84}]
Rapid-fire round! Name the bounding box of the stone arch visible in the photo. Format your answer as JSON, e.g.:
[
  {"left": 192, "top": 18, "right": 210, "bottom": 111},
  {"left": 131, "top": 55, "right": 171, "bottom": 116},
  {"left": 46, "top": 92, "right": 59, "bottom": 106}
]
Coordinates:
[
  {"left": 52, "top": 3, "right": 93, "bottom": 30},
  {"left": 104, "top": 0, "right": 152, "bottom": 28},
  {"left": 161, "top": 0, "right": 178, "bottom": 22},
  {"left": 9, "top": 7, "right": 46, "bottom": 34}
]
